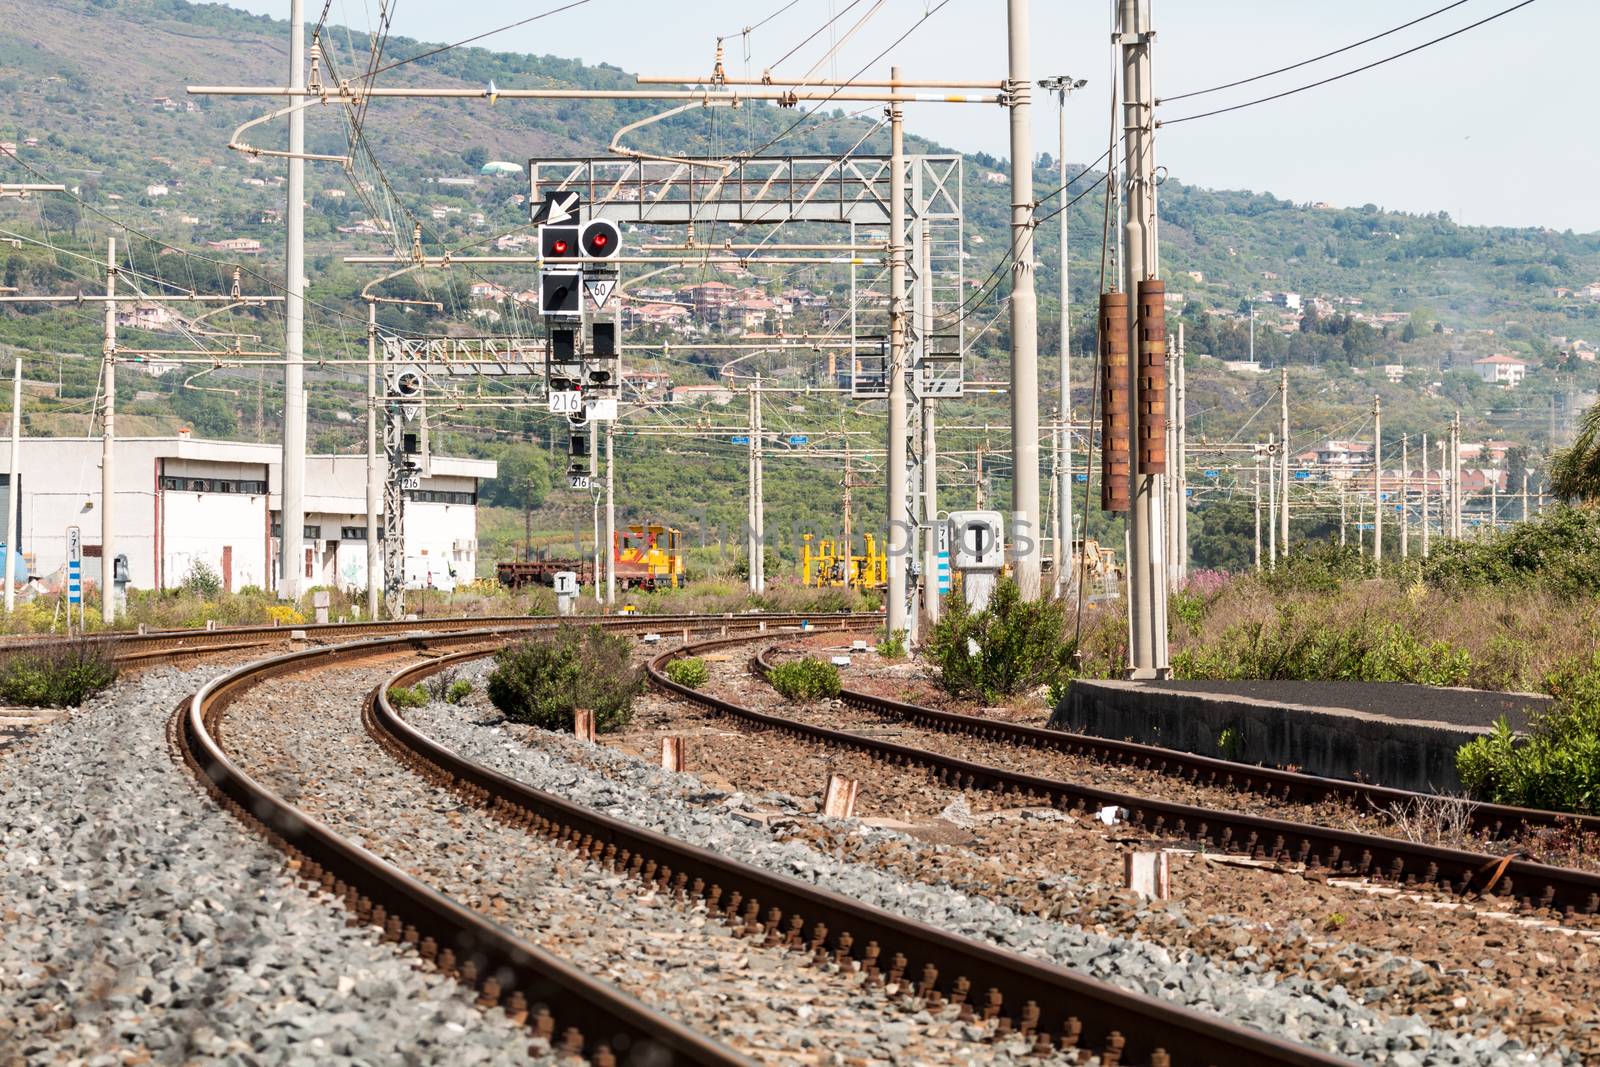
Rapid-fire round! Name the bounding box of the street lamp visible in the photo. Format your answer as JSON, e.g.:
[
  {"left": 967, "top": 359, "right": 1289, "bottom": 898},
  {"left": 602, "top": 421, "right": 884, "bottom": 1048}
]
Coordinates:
[{"left": 1038, "top": 75, "right": 1086, "bottom": 596}]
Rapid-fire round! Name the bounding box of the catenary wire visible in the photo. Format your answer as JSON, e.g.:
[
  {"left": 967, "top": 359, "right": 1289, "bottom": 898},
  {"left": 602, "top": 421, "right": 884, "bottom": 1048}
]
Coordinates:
[{"left": 1160, "top": 0, "right": 1539, "bottom": 126}]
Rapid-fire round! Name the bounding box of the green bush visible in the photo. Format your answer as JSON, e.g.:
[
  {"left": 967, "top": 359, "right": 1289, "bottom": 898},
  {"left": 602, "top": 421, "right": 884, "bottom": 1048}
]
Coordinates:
[
  {"left": 445, "top": 679, "right": 474, "bottom": 704},
  {"left": 664, "top": 656, "right": 710, "bottom": 688},
  {"left": 180, "top": 559, "right": 223, "bottom": 599},
  {"left": 768, "top": 657, "right": 841, "bottom": 701},
  {"left": 0, "top": 640, "right": 119, "bottom": 707},
  {"left": 1173, "top": 603, "right": 1471, "bottom": 686},
  {"left": 1423, "top": 506, "right": 1600, "bottom": 599},
  {"left": 925, "top": 578, "right": 1074, "bottom": 702},
  {"left": 875, "top": 628, "right": 907, "bottom": 660},
  {"left": 487, "top": 626, "right": 643, "bottom": 732},
  {"left": 388, "top": 685, "right": 428, "bottom": 709},
  {"left": 1457, "top": 653, "right": 1600, "bottom": 814}
]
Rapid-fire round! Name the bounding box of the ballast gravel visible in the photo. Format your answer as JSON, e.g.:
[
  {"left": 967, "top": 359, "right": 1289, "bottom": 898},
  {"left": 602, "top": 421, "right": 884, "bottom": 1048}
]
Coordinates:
[
  {"left": 0, "top": 666, "right": 537, "bottom": 1066},
  {"left": 220, "top": 659, "right": 1069, "bottom": 1066},
  {"left": 408, "top": 667, "right": 1568, "bottom": 1067}
]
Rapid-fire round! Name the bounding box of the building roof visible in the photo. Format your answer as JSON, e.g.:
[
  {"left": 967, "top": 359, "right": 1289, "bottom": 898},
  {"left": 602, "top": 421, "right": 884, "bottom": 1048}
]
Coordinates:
[{"left": 1473, "top": 353, "right": 1529, "bottom": 366}]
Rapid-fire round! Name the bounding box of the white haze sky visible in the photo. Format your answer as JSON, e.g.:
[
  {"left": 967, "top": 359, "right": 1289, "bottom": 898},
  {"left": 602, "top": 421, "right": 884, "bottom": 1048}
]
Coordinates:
[{"left": 222, "top": 0, "right": 1599, "bottom": 232}]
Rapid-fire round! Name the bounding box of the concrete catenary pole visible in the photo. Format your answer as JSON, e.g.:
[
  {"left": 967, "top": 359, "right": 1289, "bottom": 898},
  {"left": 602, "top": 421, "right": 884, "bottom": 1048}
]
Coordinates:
[
  {"left": 1006, "top": 1, "right": 1043, "bottom": 600},
  {"left": 605, "top": 424, "right": 616, "bottom": 605},
  {"left": 4, "top": 357, "right": 20, "bottom": 616},
  {"left": 365, "top": 302, "right": 380, "bottom": 619},
  {"left": 1522, "top": 470, "right": 1530, "bottom": 522},
  {"left": 1400, "top": 433, "right": 1409, "bottom": 559},
  {"left": 1278, "top": 366, "right": 1289, "bottom": 559},
  {"left": 1372, "top": 395, "right": 1382, "bottom": 564},
  {"left": 1267, "top": 433, "right": 1277, "bottom": 565},
  {"left": 1421, "top": 432, "right": 1430, "bottom": 557},
  {"left": 280, "top": 0, "right": 307, "bottom": 600},
  {"left": 1252, "top": 446, "right": 1261, "bottom": 572},
  {"left": 101, "top": 239, "right": 117, "bottom": 623},
  {"left": 754, "top": 374, "right": 765, "bottom": 594},
  {"left": 1438, "top": 439, "right": 1450, "bottom": 544},
  {"left": 885, "top": 67, "right": 910, "bottom": 638},
  {"left": 1451, "top": 412, "right": 1462, "bottom": 538},
  {"left": 1042, "top": 74, "right": 1084, "bottom": 597},
  {"left": 748, "top": 384, "right": 758, "bottom": 595},
  {"left": 590, "top": 420, "right": 600, "bottom": 603},
  {"left": 1175, "top": 344, "right": 1187, "bottom": 581},
  {"left": 919, "top": 230, "right": 940, "bottom": 627},
  {"left": 1120, "top": 0, "right": 1168, "bottom": 674}
]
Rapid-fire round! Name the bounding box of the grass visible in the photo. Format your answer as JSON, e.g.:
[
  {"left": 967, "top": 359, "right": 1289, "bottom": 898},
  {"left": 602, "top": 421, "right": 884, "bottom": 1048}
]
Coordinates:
[{"left": 664, "top": 657, "right": 709, "bottom": 688}]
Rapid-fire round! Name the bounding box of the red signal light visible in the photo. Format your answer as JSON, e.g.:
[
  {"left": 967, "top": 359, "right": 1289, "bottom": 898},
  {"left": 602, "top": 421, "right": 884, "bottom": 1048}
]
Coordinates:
[
  {"left": 592, "top": 233, "right": 608, "bottom": 248},
  {"left": 552, "top": 239, "right": 569, "bottom": 254}
]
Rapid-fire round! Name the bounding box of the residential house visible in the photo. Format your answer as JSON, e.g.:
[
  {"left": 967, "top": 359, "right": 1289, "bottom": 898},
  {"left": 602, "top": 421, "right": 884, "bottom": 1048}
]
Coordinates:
[
  {"left": 1471, "top": 353, "right": 1530, "bottom": 387},
  {"left": 669, "top": 383, "right": 734, "bottom": 406},
  {"left": 115, "top": 303, "right": 180, "bottom": 332},
  {"left": 205, "top": 237, "right": 263, "bottom": 255}
]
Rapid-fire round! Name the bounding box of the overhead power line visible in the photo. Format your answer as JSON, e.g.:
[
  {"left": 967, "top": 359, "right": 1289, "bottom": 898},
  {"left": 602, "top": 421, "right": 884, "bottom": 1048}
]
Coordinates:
[
  {"left": 373, "top": 0, "right": 599, "bottom": 75},
  {"left": 1159, "top": 0, "right": 1473, "bottom": 104},
  {"left": 1159, "top": 0, "right": 1540, "bottom": 126}
]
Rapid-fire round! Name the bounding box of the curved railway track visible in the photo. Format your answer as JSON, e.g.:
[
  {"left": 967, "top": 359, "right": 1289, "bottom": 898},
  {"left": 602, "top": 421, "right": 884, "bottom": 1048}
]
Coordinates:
[
  {"left": 824, "top": 659, "right": 1600, "bottom": 841},
  {"left": 643, "top": 633, "right": 1600, "bottom": 923},
  {"left": 374, "top": 646, "right": 1349, "bottom": 1066},
  {"left": 175, "top": 613, "right": 864, "bottom": 1067}
]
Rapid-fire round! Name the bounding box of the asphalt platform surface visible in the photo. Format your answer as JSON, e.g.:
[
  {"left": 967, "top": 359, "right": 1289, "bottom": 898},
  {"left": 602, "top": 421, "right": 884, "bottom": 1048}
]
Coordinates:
[{"left": 1138, "top": 680, "right": 1548, "bottom": 732}]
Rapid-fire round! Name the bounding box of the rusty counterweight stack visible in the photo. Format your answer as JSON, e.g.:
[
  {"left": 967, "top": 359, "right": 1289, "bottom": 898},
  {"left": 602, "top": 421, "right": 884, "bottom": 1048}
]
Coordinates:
[
  {"left": 1136, "top": 279, "right": 1167, "bottom": 475},
  {"left": 1098, "top": 292, "right": 1131, "bottom": 512}
]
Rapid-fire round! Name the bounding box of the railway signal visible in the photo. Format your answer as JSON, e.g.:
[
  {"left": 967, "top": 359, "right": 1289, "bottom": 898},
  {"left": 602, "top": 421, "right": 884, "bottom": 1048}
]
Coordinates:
[
  {"left": 540, "top": 272, "right": 581, "bottom": 316},
  {"left": 532, "top": 189, "right": 580, "bottom": 226},
  {"left": 540, "top": 223, "right": 580, "bottom": 261},
  {"left": 581, "top": 218, "right": 620, "bottom": 260}
]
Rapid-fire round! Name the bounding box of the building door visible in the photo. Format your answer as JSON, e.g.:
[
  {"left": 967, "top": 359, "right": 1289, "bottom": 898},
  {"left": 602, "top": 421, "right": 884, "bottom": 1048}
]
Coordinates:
[
  {"left": 221, "top": 545, "right": 233, "bottom": 593},
  {"left": 304, "top": 547, "right": 314, "bottom": 580}
]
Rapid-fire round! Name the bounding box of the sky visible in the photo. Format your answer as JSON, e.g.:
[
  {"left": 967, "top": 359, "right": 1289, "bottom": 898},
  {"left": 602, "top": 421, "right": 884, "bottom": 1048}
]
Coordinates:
[{"left": 223, "top": 0, "right": 1599, "bottom": 232}]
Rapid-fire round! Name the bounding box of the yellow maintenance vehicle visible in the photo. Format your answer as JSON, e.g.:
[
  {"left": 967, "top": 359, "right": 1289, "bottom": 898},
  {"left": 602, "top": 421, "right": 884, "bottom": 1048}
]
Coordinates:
[
  {"left": 799, "top": 533, "right": 886, "bottom": 591},
  {"left": 614, "top": 523, "right": 685, "bottom": 590}
]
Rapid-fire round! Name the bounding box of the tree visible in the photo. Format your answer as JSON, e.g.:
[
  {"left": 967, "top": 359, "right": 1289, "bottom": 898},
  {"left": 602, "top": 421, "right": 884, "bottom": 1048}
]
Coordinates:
[
  {"left": 462, "top": 146, "right": 488, "bottom": 170},
  {"left": 482, "top": 445, "right": 553, "bottom": 559},
  {"left": 1549, "top": 400, "right": 1600, "bottom": 502},
  {"left": 40, "top": 198, "right": 81, "bottom": 238}
]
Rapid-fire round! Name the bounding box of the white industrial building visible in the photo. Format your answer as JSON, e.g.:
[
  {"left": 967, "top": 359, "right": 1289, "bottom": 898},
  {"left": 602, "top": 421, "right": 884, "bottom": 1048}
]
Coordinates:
[{"left": 0, "top": 433, "right": 495, "bottom": 594}]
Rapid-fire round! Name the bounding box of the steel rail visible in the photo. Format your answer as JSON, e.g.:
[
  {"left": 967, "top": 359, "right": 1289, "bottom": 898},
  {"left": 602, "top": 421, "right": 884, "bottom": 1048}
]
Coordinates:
[
  {"left": 176, "top": 614, "right": 871, "bottom": 1065},
  {"left": 819, "top": 661, "right": 1600, "bottom": 840},
  {"left": 655, "top": 633, "right": 1600, "bottom": 922},
  {"left": 5, "top": 611, "right": 852, "bottom": 662},
  {"left": 376, "top": 645, "right": 1352, "bottom": 1066}
]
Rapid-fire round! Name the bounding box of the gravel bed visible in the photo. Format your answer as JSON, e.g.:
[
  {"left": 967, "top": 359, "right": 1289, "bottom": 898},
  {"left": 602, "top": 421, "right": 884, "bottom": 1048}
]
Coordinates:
[
  {"left": 670, "top": 645, "right": 1600, "bottom": 1061},
  {"left": 414, "top": 660, "right": 1569, "bottom": 1066},
  {"left": 814, "top": 640, "right": 1600, "bottom": 874},
  {"left": 0, "top": 664, "right": 536, "bottom": 1067},
  {"left": 219, "top": 655, "right": 1064, "bottom": 1066}
]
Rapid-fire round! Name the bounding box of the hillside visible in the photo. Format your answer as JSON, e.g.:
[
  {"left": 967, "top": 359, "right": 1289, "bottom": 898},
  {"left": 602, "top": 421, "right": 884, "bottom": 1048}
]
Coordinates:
[{"left": 2, "top": 0, "right": 1598, "bottom": 574}]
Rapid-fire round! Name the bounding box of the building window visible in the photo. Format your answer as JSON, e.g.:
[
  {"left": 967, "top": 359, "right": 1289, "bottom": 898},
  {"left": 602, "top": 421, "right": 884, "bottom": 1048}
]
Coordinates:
[
  {"left": 404, "top": 489, "right": 477, "bottom": 505},
  {"left": 270, "top": 524, "right": 322, "bottom": 539},
  {"left": 161, "top": 476, "right": 266, "bottom": 495},
  {"left": 340, "top": 526, "right": 367, "bottom": 540}
]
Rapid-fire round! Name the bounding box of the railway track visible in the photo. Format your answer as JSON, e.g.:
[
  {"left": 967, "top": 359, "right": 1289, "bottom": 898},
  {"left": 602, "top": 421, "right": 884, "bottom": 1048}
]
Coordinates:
[
  {"left": 175, "top": 613, "right": 864, "bottom": 1067},
  {"left": 822, "top": 656, "right": 1600, "bottom": 842},
  {"left": 7, "top": 611, "right": 842, "bottom": 663},
  {"left": 376, "top": 646, "right": 1350, "bottom": 1065},
  {"left": 644, "top": 633, "right": 1600, "bottom": 923}
]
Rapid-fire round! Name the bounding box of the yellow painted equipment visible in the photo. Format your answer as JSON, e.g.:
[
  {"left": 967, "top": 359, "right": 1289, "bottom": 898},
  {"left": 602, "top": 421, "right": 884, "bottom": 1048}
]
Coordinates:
[
  {"left": 614, "top": 523, "right": 684, "bottom": 590},
  {"left": 800, "top": 533, "right": 886, "bottom": 591}
]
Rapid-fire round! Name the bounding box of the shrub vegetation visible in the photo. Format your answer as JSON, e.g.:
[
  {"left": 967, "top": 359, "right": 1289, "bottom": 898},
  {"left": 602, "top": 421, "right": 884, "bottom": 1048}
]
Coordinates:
[
  {"left": 664, "top": 657, "right": 709, "bottom": 688},
  {"left": 387, "top": 685, "right": 428, "bottom": 709},
  {"left": 926, "top": 578, "right": 1074, "bottom": 703},
  {"left": 0, "top": 640, "right": 119, "bottom": 707},
  {"left": 1456, "top": 653, "right": 1600, "bottom": 814},
  {"left": 487, "top": 627, "right": 643, "bottom": 732},
  {"left": 768, "top": 657, "right": 841, "bottom": 701}
]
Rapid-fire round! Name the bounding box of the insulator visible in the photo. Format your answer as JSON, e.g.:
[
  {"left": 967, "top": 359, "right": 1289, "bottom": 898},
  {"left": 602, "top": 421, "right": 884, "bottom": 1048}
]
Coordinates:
[
  {"left": 1136, "top": 279, "right": 1167, "bottom": 475},
  {"left": 1099, "top": 292, "right": 1131, "bottom": 512}
]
